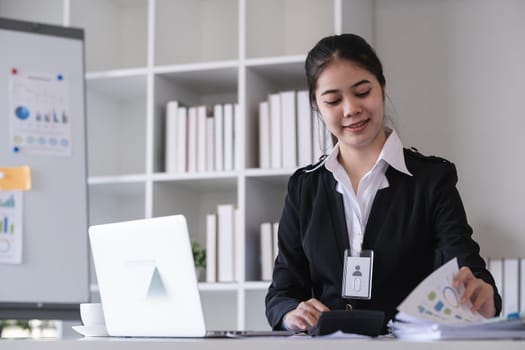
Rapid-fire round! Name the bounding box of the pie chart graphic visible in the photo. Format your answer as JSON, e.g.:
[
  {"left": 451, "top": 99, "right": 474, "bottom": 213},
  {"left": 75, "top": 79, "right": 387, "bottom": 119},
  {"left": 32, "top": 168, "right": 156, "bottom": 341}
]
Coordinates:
[
  {"left": 443, "top": 286, "right": 459, "bottom": 307},
  {"left": 15, "top": 105, "right": 30, "bottom": 120}
]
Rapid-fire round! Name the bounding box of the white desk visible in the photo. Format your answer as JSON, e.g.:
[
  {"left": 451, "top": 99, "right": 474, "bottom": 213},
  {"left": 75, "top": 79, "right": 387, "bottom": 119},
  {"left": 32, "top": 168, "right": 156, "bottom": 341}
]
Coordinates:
[{"left": 0, "top": 337, "right": 524, "bottom": 350}]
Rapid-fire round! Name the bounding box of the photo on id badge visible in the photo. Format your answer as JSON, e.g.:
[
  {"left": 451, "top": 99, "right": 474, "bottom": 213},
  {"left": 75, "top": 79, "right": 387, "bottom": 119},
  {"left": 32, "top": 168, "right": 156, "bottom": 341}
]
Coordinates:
[{"left": 342, "top": 250, "right": 374, "bottom": 299}]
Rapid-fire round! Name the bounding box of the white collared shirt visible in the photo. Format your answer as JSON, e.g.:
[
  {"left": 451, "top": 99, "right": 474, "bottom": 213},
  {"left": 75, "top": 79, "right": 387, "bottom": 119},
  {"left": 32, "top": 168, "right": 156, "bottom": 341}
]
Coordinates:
[{"left": 324, "top": 129, "right": 412, "bottom": 257}]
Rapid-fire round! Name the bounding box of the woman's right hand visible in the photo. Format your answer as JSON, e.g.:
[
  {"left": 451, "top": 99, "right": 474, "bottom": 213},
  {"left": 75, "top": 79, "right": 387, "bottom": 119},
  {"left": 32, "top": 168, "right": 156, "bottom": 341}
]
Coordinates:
[{"left": 282, "top": 298, "right": 330, "bottom": 331}]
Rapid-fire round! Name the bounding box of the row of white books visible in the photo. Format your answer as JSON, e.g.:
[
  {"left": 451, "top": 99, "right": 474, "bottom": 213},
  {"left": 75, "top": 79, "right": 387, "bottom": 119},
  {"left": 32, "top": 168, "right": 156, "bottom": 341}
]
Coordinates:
[
  {"left": 205, "top": 204, "right": 241, "bottom": 283},
  {"left": 487, "top": 257, "right": 525, "bottom": 316},
  {"left": 260, "top": 222, "right": 279, "bottom": 281},
  {"left": 165, "top": 102, "right": 239, "bottom": 174},
  {"left": 259, "top": 90, "right": 333, "bottom": 170}
]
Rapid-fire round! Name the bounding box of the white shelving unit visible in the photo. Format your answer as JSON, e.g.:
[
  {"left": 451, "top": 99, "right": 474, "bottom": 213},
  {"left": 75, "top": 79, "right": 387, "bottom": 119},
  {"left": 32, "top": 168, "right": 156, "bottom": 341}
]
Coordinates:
[{"left": 0, "top": 0, "right": 372, "bottom": 330}]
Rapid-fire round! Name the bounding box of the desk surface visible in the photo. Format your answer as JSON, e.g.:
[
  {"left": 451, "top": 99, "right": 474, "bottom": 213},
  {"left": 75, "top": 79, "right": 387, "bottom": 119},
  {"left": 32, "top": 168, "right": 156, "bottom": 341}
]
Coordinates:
[{"left": 0, "top": 337, "right": 524, "bottom": 350}]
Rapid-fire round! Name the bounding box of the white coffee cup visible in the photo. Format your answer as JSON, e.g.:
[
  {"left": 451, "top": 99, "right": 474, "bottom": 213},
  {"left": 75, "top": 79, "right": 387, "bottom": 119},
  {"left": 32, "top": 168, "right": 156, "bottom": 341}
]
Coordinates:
[{"left": 80, "top": 303, "right": 105, "bottom": 326}]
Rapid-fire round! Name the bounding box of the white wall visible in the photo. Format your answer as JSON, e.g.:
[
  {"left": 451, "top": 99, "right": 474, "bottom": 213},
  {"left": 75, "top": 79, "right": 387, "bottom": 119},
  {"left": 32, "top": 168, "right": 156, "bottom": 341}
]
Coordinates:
[{"left": 375, "top": 0, "right": 525, "bottom": 257}]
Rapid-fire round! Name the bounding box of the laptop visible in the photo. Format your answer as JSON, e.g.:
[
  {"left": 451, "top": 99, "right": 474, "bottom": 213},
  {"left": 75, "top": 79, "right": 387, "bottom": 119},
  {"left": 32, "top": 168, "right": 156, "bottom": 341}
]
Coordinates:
[{"left": 88, "top": 215, "right": 296, "bottom": 338}]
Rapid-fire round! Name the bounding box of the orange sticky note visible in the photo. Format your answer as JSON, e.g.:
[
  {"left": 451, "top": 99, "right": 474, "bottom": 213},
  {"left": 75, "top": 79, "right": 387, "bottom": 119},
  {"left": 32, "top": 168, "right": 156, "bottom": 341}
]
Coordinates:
[{"left": 0, "top": 166, "right": 32, "bottom": 190}]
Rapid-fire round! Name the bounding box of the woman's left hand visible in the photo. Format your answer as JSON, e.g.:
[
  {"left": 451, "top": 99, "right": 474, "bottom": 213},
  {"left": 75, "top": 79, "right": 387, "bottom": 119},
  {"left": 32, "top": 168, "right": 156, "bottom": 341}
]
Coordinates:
[{"left": 453, "top": 266, "right": 496, "bottom": 318}]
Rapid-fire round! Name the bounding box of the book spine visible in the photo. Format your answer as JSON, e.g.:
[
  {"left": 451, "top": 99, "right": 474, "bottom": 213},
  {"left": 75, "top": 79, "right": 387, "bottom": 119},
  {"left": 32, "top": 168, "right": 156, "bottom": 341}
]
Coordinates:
[
  {"left": 214, "top": 104, "right": 224, "bottom": 172},
  {"left": 260, "top": 222, "right": 273, "bottom": 281},
  {"left": 234, "top": 207, "right": 243, "bottom": 282},
  {"left": 206, "top": 214, "right": 217, "bottom": 283},
  {"left": 197, "top": 106, "right": 207, "bottom": 173},
  {"left": 176, "top": 106, "right": 188, "bottom": 173},
  {"left": 269, "top": 94, "right": 282, "bottom": 169},
  {"left": 488, "top": 258, "right": 504, "bottom": 311},
  {"left": 187, "top": 107, "right": 198, "bottom": 173},
  {"left": 519, "top": 258, "right": 525, "bottom": 313},
  {"left": 206, "top": 117, "right": 215, "bottom": 172},
  {"left": 165, "top": 100, "right": 179, "bottom": 173},
  {"left": 280, "top": 90, "right": 297, "bottom": 169},
  {"left": 234, "top": 103, "right": 241, "bottom": 170},
  {"left": 258, "top": 101, "right": 271, "bottom": 169},
  {"left": 297, "top": 90, "right": 313, "bottom": 167},
  {"left": 223, "top": 104, "right": 234, "bottom": 171},
  {"left": 503, "top": 258, "right": 519, "bottom": 315},
  {"left": 217, "top": 204, "right": 234, "bottom": 282}
]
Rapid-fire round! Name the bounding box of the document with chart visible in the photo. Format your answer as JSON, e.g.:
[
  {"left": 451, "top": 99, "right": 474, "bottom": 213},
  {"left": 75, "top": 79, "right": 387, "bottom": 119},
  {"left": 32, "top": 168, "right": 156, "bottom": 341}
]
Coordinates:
[
  {"left": 389, "top": 258, "right": 525, "bottom": 339},
  {"left": 396, "top": 258, "right": 484, "bottom": 324}
]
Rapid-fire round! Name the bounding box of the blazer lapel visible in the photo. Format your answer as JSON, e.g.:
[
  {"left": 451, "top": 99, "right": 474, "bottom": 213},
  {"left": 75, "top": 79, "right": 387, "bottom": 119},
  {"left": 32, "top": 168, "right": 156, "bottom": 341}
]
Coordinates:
[
  {"left": 322, "top": 172, "right": 350, "bottom": 263},
  {"left": 363, "top": 167, "right": 399, "bottom": 249}
]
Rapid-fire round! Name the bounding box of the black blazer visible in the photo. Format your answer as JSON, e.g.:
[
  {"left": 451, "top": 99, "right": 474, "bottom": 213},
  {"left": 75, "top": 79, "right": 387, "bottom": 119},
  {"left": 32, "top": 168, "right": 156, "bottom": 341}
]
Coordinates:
[{"left": 265, "top": 149, "right": 502, "bottom": 329}]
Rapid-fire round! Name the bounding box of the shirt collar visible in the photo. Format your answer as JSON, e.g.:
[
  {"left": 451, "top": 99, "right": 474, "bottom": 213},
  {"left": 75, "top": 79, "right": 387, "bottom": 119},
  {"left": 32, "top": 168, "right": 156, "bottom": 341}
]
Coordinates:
[
  {"left": 379, "top": 129, "right": 412, "bottom": 176},
  {"left": 324, "top": 129, "right": 412, "bottom": 177}
]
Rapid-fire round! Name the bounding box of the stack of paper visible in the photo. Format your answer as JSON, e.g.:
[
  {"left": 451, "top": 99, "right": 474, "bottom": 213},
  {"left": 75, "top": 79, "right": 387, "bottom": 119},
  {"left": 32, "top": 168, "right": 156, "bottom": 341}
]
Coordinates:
[
  {"left": 390, "top": 315, "right": 525, "bottom": 340},
  {"left": 389, "top": 258, "right": 525, "bottom": 340}
]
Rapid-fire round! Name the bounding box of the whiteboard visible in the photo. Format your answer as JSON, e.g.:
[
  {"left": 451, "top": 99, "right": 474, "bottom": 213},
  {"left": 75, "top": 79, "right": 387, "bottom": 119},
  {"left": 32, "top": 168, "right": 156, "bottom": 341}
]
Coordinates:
[{"left": 0, "top": 17, "right": 88, "bottom": 319}]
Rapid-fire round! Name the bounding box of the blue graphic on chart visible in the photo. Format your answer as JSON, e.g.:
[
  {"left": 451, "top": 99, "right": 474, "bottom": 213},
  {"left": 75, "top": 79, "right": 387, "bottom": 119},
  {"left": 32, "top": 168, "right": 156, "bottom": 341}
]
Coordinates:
[
  {"left": 0, "top": 191, "right": 23, "bottom": 264},
  {"left": 8, "top": 70, "right": 71, "bottom": 156},
  {"left": 396, "top": 258, "right": 486, "bottom": 324}
]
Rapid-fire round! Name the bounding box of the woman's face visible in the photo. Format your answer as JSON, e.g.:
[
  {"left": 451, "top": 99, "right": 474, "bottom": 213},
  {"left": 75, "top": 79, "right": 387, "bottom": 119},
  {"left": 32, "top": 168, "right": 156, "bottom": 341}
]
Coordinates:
[{"left": 314, "top": 59, "right": 385, "bottom": 153}]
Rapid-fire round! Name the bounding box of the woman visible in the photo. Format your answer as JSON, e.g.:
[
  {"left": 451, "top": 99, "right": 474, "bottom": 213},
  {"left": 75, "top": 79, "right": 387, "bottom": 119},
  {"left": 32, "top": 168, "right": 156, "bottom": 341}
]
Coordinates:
[{"left": 265, "top": 33, "right": 501, "bottom": 332}]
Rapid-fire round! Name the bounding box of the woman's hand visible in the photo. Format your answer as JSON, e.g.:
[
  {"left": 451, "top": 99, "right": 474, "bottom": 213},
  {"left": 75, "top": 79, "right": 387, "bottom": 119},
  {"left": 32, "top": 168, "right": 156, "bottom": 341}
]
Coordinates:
[
  {"left": 453, "top": 266, "right": 496, "bottom": 318},
  {"left": 282, "top": 298, "right": 330, "bottom": 331}
]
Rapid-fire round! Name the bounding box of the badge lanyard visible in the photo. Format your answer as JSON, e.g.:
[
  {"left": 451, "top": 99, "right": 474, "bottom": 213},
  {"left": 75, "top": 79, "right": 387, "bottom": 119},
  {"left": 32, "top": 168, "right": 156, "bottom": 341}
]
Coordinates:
[
  {"left": 338, "top": 174, "right": 375, "bottom": 300},
  {"left": 341, "top": 171, "right": 374, "bottom": 300}
]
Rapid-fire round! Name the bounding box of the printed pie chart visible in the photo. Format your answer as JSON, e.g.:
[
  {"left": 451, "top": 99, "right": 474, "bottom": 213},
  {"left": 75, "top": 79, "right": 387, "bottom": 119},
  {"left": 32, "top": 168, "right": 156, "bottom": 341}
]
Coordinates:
[
  {"left": 15, "top": 106, "right": 30, "bottom": 120},
  {"left": 443, "top": 286, "right": 459, "bottom": 307}
]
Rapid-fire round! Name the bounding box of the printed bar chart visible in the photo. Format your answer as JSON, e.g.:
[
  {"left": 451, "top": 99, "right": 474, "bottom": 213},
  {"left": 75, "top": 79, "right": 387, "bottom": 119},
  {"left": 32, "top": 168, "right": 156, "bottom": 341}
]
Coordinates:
[
  {"left": 0, "top": 191, "right": 22, "bottom": 263},
  {"left": 0, "top": 194, "right": 15, "bottom": 208},
  {"left": 1, "top": 216, "right": 14, "bottom": 233}
]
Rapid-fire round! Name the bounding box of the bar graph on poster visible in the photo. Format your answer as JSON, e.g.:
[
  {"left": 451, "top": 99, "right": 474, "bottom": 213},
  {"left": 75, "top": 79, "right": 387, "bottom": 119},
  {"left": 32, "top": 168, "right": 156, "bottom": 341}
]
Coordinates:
[
  {"left": 8, "top": 69, "right": 72, "bottom": 156},
  {"left": 0, "top": 191, "right": 23, "bottom": 264}
]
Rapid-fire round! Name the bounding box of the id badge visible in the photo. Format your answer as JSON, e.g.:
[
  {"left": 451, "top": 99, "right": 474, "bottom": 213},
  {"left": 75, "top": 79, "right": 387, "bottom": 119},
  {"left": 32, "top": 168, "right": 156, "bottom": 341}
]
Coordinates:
[{"left": 342, "top": 249, "right": 374, "bottom": 299}]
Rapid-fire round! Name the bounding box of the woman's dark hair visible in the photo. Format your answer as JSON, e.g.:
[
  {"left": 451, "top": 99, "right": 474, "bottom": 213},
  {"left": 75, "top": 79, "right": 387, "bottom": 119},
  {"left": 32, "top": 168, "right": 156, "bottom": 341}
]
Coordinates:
[{"left": 305, "top": 33, "right": 386, "bottom": 111}]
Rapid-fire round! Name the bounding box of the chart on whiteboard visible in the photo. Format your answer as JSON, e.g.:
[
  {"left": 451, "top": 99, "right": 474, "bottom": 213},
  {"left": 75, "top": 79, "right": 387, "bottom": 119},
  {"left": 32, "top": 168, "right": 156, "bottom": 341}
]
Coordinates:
[
  {"left": 8, "top": 69, "right": 72, "bottom": 156},
  {"left": 0, "top": 191, "right": 23, "bottom": 264}
]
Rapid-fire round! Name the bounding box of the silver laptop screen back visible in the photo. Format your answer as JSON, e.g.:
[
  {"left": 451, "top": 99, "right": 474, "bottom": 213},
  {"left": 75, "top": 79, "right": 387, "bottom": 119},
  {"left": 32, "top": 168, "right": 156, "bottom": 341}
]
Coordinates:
[{"left": 89, "top": 215, "right": 206, "bottom": 337}]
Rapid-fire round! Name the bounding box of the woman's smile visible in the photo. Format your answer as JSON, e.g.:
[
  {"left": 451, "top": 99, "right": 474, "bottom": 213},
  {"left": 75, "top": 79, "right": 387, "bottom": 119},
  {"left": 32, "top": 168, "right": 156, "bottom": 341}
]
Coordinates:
[{"left": 343, "top": 118, "right": 370, "bottom": 132}]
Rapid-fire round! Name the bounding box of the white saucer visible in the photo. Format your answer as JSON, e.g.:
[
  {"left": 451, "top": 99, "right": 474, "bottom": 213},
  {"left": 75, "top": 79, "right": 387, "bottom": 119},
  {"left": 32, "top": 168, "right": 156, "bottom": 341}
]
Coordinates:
[{"left": 72, "top": 325, "right": 109, "bottom": 337}]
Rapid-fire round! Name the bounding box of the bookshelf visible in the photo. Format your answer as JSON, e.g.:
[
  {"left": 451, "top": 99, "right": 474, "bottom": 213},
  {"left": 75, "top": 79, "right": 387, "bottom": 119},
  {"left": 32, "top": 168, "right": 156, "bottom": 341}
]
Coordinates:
[{"left": 0, "top": 0, "right": 373, "bottom": 331}]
